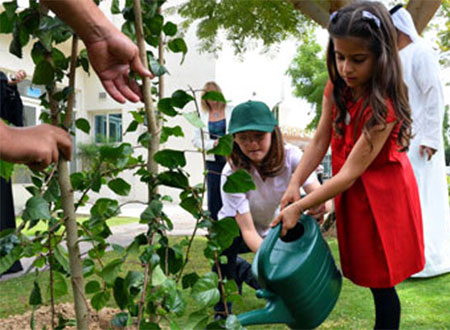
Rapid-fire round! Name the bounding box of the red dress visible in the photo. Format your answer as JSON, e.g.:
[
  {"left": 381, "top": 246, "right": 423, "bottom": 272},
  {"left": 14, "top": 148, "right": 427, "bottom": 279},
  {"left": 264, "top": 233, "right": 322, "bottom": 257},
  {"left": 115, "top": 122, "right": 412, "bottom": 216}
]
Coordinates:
[{"left": 327, "top": 84, "right": 425, "bottom": 288}]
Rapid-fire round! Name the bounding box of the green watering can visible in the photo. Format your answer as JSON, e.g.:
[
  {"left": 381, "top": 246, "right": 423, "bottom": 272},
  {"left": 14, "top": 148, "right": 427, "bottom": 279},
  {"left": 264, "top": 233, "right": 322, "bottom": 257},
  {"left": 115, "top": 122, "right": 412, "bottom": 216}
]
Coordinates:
[{"left": 237, "top": 214, "right": 342, "bottom": 329}]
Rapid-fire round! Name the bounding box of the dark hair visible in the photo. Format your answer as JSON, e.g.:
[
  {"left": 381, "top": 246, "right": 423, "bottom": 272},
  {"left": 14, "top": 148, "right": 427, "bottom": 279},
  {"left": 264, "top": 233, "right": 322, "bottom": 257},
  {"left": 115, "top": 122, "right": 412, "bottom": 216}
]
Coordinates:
[
  {"left": 326, "top": 1, "right": 412, "bottom": 151},
  {"left": 229, "top": 126, "right": 285, "bottom": 178}
]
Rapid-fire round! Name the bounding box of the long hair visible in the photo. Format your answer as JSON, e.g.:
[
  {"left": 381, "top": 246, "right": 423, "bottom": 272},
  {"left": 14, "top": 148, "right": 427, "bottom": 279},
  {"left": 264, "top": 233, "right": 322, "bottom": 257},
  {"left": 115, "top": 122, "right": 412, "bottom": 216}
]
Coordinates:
[
  {"left": 229, "top": 126, "right": 285, "bottom": 178},
  {"left": 326, "top": 1, "right": 412, "bottom": 151},
  {"left": 201, "top": 81, "right": 226, "bottom": 113}
]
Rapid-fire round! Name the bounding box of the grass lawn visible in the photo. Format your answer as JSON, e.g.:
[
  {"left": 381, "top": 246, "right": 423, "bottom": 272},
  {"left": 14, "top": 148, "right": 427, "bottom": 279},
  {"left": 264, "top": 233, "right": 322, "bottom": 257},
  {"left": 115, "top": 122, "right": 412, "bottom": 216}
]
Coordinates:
[
  {"left": 15, "top": 216, "right": 139, "bottom": 236},
  {"left": 1, "top": 236, "right": 449, "bottom": 329}
]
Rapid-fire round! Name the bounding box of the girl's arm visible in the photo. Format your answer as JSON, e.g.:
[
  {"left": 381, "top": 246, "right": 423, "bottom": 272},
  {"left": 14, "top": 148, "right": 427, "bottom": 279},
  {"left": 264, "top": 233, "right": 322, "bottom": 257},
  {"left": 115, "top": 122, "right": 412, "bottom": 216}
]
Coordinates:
[
  {"left": 235, "top": 212, "right": 263, "bottom": 253},
  {"left": 280, "top": 94, "right": 333, "bottom": 210},
  {"left": 273, "top": 121, "right": 396, "bottom": 237}
]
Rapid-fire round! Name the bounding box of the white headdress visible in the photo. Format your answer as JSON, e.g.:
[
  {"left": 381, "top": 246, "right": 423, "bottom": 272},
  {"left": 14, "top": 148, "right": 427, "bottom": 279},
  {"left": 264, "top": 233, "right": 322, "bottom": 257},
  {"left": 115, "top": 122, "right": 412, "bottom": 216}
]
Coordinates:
[{"left": 391, "top": 7, "right": 420, "bottom": 43}]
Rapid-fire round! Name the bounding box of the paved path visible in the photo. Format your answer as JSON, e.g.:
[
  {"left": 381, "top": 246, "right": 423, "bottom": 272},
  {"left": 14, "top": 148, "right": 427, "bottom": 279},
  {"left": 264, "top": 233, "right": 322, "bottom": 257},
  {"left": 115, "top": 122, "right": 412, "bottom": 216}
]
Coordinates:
[{"left": 1, "top": 203, "right": 206, "bottom": 281}]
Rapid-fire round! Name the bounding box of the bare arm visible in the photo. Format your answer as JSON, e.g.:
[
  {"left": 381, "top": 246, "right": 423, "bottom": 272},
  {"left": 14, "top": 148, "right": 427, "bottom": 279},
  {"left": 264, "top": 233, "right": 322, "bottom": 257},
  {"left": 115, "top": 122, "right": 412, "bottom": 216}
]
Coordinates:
[
  {"left": 273, "top": 121, "right": 396, "bottom": 236},
  {"left": 0, "top": 121, "right": 72, "bottom": 170},
  {"left": 41, "top": 0, "right": 152, "bottom": 103},
  {"left": 280, "top": 94, "right": 333, "bottom": 210},
  {"left": 235, "top": 212, "right": 263, "bottom": 253}
]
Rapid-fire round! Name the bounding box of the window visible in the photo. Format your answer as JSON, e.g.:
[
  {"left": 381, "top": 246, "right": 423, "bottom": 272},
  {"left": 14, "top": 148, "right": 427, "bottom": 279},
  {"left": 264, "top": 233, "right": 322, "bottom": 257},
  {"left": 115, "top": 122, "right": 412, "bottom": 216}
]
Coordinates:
[{"left": 94, "top": 113, "right": 122, "bottom": 143}]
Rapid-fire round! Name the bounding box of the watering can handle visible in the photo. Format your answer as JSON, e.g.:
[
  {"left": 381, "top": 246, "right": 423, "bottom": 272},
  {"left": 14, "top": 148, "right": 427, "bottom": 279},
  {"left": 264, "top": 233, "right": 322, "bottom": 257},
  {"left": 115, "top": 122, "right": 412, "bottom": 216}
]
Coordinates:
[{"left": 257, "top": 222, "right": 282, "bottom": 280}]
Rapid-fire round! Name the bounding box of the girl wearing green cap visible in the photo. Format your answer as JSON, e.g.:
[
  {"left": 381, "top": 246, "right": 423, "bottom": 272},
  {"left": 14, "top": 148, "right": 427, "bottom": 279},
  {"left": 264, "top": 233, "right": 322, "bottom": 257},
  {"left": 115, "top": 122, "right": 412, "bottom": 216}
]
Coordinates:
[{"left": 214, "top": 100, "right": 330, "bottom": 319}]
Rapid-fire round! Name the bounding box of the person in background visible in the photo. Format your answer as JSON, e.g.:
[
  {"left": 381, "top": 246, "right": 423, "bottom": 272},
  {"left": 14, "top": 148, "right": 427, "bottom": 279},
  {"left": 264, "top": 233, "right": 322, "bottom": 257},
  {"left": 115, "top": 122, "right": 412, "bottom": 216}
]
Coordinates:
[
  {"left": 390, "top": 4, "right": 450, "bottom": 277},
  {"left": 215, "top": 100, "right": 329, "bottom": 319},
  {"left": 0, "top": 69, "right": 27, "bottom": 275},
  {"left": 274, "top": 2, "right": 425, "bottom": 328},
  {"left": 192, "top": 82, "right": 233, "bottom": 221}
]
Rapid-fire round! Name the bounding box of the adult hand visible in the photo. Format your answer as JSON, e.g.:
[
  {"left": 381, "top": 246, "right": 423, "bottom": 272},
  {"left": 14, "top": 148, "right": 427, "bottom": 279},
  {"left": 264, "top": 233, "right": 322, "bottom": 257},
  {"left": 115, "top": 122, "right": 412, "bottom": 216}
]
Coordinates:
[
  {"left": 279, "top": 183, "right": 301, "bottom": 210},
  {"left": 85, "top": 31, "right": 153, "bottom": 104},
  {"left": 419, "top": 145, "right": 436, "bottom": 161},
  {"left": 271, "top": 203, "right": 303, "bottom": 237},
  {"left": 7, "top": 70, "right": 26, "bottom": 85},
  {"left": 6, "top": 124, "right": 72, "bottom": 171}
]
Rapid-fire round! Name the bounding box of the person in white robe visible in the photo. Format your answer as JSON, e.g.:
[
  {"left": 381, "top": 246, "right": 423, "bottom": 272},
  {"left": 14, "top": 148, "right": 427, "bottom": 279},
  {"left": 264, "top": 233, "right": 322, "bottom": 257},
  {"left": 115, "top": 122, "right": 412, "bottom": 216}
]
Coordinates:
[{"left": 391, "top": 5, "right": 450, "bottom": 277}]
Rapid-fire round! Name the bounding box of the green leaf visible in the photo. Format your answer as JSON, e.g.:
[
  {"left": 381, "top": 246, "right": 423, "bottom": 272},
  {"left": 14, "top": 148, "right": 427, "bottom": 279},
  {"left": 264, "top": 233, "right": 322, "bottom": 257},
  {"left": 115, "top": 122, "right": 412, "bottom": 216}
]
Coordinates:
[
  {"left": 225, "top": 315, "right": 245, "bottom": 330},
  {"left": 0, "top": 160, "right": 14, "bottom": 180},
  {"left": 160, "top": 126, "right": 184, "bottom": 143},
  {"left": 70, "top": 172, "right": 86, "bottom": 190},
  {"left": 29, "top": 280, "right": 42, "bottom": 306},
  {"left": 90, "top": 198, "right": 120, "bottom": 220},
  {"left": 85, "top": 280, "right": 101, "bottom": 294},
  {"left": 51, "top": 271, "right": 68, "bottom": 298},
  {"left": 185, "top": 310, "right": 209, "bottom": 330},
  {"left": 202, "top": 91, "right": 226, "bottom": 103},
  {"left": 0, "top": 245, "right": 22, "bottom": 275},
  {"left": 113, "top": 277, "right": 129, "bottom": 310},
  {"left": 108, "top": 178, "right": 131, "bottom": 196},
  {"left": 158, "top": 98, "right": 178, "bottom": 117},
  {"left": 147, "top": 14, "right": 164, "bottom": 35},
  {"left": 125, "top": 120, "right": 139, "bottom": 133},
  {"left": 152, "top": 265, "right": 167, "bottom": 286},
  {"left": 207, "top": 134, "right": 233, "bottom": 156},
  {"left": 91, "top": 291, "right": 111, "bottom": 311},
  {"left": 51, "top": 47, "right": 68, "bottom": 70},
  {"left": 124, "top": 271, "right": 144, "bottom": 297},
  {"left": 75, "top": 118, "right": 90, "bottom": 134},
  {"left": 148, "top": 54, "right": 168, "bottom": 77},
  {"left": 43, "top": 178, "right": 60, "bottom": 203},
  {"left": 32, "top": 60, "right": 54, "bottom": 86},
  {"left": 163, "top": 21, "right": 177, "bottom": 36},
  {"left": 210, "top": 217, "right": 240, "bottom": 251},
  {"left": 111, "top": 313, "right": 132, "bottom": 327},
  {"left": 0, "top": 12, "right": 14, "bottom": 33},
  {"left": 171, "top": 90, "right": 194, "bottom": 108},
  {"left": 180, "top": 196, "right": 200, "bottom": 218},
  {"left": 140, "top": 200, "right": 163, "bottom": 222},
  {"left": 223, "top": 169, "right": 256, "bottom": 193},
  {"left": 182, "top": 272, "right": 200, "bottom": 289},
  {"left": 3, "top": 1, "right": 17, "bottom": 18},
  {"left": 100, "top": 259, "right": 123, "bottom": 286},
  {"left": 191, "top": 272, "right": 220, "bottom": 307},
  {"left": 10, "top": 22, "right": 22, "bottom": 58},
  {"left": 22, "top": 196, "right": 51, "bottom": 221},
  {"left": 168, "top": 38, "right": 188, "bottom": 54},
  {"left": 53, "top": 245, "right": 70, "bottom": 274},
  {"left": 153, "top": 150, "right": 186, "bottom": 168},
  {"left": 111, "top": 0, "right": 120, "bottom": 14},
  {"left": 183, "top": 112, "right": 205, "bottom": 128},
  {"left": 158, "top": 171, "right": 189, "bottom": 189},
  {"left": 138, "top": 132, "right": 152, "bottom": 148}
]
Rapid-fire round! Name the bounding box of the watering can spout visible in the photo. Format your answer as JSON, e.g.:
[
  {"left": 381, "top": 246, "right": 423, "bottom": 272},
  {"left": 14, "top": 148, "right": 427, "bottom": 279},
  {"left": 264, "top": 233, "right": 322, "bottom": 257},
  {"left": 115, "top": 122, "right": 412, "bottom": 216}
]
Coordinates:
[{"left": 237, "top": 290, "right": 295, "bottom": 327}]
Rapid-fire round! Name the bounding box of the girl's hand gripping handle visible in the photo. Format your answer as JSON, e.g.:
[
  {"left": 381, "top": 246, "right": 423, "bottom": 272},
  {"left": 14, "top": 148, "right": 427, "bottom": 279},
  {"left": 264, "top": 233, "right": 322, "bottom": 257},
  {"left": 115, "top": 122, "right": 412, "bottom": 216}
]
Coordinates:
[{"left": 280, "top": 183, "right": 301, "bottom": 211}]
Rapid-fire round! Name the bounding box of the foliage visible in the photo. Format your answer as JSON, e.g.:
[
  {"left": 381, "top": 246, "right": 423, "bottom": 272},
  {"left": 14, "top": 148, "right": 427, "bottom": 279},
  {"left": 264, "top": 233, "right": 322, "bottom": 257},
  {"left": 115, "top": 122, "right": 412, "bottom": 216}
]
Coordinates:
[
  {"left": 178, "top": 0, "right": 314, "bottom": 54},
  {"left": 437, "top": 0, "right": 450, "bottom": 66},
  {"left": 286, "top": 32, "right": 328, "bottom": 130}
]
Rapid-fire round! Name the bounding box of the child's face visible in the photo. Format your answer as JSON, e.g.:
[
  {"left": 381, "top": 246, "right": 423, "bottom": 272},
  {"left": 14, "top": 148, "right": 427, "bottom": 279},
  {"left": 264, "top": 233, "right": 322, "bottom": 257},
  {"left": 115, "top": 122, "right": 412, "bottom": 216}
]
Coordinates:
[
  {"left": 235, "top": 131, "right": 272, "bottom": 165},
  {"left": 333, "top": 36, "right": 376, "bottom": 98}
]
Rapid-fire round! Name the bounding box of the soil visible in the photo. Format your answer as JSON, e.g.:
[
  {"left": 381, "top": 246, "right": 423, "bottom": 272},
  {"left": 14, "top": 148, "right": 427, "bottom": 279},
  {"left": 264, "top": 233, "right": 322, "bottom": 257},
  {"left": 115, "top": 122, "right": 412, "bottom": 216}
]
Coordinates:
[{"left": 0, "top": 303, "right": 133, "bottom": 330}]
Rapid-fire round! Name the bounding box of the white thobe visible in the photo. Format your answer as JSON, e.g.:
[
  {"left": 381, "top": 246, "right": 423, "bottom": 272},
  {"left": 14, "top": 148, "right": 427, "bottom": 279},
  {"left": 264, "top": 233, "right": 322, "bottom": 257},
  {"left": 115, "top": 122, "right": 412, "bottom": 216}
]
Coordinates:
[{"left": 400, "top": 40, "right": 450, "bottom": 277}]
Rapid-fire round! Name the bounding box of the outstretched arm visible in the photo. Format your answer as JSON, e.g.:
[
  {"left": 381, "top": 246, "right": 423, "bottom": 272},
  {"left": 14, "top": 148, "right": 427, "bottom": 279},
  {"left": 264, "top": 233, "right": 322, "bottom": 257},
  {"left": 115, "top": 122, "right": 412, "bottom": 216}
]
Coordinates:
[
  {"left": 41, "top": 0, "right": 153, "bottom": 103},
  {"left": 235, "top": 212, "right": 263, "bottom": 253},
  {"left": 0, "top": 121, "right": 72, "bottom": 171},
  {"left": 280, "top": 93, "right": 333, "bottom": 210},
  {"left": 273, "top": 121, "right": 395, "bottom": 237}
]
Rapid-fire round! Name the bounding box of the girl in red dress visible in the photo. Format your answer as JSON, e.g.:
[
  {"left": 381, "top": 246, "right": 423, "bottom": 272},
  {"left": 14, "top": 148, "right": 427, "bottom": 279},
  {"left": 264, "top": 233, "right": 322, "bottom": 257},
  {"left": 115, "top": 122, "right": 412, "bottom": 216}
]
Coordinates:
[{"left": 271, "top": 1, "right": 424, "bottom": 329}]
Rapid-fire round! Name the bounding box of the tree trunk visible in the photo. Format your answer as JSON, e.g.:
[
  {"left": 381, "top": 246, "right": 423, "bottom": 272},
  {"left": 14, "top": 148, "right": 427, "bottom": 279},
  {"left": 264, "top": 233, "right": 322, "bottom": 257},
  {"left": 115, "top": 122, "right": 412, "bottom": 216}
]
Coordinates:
[
  {"left": 132, "top": 0, "right": 160, "bottom": 201},
  {"left": 56, "top": 36, "right": 89, "bottom": 330},
  {"left": 406, "top": 0, "right": 441, "bottom": 35}
]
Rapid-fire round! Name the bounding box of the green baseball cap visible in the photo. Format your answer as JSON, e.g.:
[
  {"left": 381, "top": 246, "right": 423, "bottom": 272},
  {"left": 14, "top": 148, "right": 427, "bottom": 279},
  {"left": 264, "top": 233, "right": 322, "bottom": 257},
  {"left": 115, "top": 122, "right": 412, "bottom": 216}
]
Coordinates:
[{"left": 228, "top": 101, "right": 278, "bottom": 134}]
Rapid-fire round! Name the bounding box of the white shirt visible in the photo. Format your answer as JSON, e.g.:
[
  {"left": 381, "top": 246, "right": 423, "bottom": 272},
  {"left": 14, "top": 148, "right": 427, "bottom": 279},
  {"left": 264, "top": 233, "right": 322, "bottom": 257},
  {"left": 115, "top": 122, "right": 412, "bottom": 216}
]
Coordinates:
[{"left": 219, "top": 144, "right": 317, "bottom": 237}]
